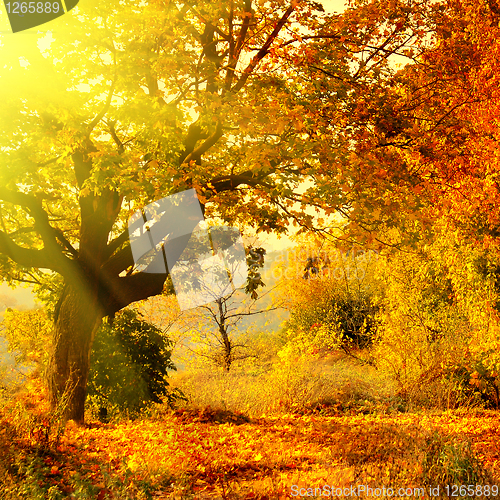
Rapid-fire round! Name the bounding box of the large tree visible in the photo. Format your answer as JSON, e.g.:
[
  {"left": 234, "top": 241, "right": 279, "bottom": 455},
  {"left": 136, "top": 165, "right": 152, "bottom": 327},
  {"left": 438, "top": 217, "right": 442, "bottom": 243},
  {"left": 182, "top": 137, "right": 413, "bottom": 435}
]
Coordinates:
[{"left": 0, "top": 0, "right": 428, "bottom": 422}]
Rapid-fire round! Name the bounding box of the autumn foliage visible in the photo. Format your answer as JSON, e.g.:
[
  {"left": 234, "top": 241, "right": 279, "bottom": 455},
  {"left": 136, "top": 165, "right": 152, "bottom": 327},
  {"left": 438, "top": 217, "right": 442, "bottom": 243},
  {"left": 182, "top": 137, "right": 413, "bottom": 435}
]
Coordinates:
[{"left": 4, "top": 0, "right": 500, "bottom": 496}]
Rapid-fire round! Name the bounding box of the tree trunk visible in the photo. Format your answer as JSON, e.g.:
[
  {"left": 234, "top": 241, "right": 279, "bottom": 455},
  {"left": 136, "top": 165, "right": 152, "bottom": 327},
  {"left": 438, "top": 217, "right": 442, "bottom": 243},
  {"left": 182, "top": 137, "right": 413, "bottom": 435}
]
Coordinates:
[
  {"left": 47, "top": 283, "right": 103, "bottom": 424},
  {"left": 216, "top": 298, "right": 232, "bottom": 372},
  {"left": 222, "top": 345, "right": 231, "bottom": 372}
]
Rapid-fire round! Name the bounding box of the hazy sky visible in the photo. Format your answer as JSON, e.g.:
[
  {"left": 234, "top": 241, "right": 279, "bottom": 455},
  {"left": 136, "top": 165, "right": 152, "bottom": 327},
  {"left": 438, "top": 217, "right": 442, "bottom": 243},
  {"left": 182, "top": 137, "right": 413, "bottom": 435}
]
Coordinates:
[
  {"left": 0, "top": 283, "right": 36, "bottom": 317},
  {"left": 323, "top": 0, "right": 348, "bottom": 13}
]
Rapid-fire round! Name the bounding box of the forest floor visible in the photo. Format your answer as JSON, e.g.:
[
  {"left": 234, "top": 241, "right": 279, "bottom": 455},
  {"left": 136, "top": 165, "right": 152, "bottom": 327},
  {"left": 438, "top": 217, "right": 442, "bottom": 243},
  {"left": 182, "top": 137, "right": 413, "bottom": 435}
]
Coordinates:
[{"left": 2, "top": 404, "right": 500, "bottom": 499}]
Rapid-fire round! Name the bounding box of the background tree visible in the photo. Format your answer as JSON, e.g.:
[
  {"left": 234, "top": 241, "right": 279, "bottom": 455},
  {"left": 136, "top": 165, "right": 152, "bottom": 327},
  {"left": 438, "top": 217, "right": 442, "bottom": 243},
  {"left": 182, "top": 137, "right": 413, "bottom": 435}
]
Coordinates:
[
  {"left": 308, "top": 0, "right": 500, "bottom": 253},
  {"left": 164, "top": 241, "right": 276, "bottom": 371},
  {"left": 186, "top": 288, "right": 282, "bottom": 372}
]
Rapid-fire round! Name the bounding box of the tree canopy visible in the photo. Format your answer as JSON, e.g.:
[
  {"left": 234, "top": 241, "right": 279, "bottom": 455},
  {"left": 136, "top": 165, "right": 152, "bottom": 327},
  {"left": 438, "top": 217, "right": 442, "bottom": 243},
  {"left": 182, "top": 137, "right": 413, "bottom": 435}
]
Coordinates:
[{"left": 0, "top": 0, "right": 440, "bottom": 301}]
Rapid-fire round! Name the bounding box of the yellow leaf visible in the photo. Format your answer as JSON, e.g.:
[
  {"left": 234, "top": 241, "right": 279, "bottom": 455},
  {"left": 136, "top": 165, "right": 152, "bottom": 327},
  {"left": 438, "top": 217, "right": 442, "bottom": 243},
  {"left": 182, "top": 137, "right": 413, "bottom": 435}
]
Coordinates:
[{"left": 254, "top": 453, "right": 263, "bottom": 461}]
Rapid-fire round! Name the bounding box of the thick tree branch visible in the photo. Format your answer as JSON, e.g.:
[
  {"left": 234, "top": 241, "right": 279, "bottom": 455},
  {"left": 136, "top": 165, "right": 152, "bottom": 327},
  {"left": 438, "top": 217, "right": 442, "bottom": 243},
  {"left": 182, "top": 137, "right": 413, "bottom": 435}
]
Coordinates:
[
  {"left": 185, "top": 4, "right": 231, "bottom": 42},
  {"left": 72, "top": 142, "right": 97, "bottom": 190},
  {"left": 102, "top": 170, "right": 272, "bottom": 277},
  {"left": 102, "top": 241, "right": 134, "bottom": 276},
  {"left": 0, "top": 188, "right": 69, "bottom": 263},
  {"left": 225, "top": 0, "right": 251, "bottom": 91},
  {"left": 182, "top": 120, "right": 224, "bottom": 165},
  {"left": 235, "top": 0, "right": 253, "bottom": 58},
  {"left": 0, "top": 229, "right": 65, "bottom": 273},
  {"left": 178, "top": 122, "right": 209, "bottom": 165},
  {"left": 105, "top": 229, "right": 129, "bottom": 260},
  {"left": 100, "top": 271, "right": 168, "bottom": 317},
  {"left": 208, "top": 171, "right": 274, "bottom": 191},
  {"left": 107, "top": 120, "right": 124, "bottom": 154},
  {"left": 54, "top": 228, "right": 78, "bottom": 257},
  {"left": 87, "top": 77, "right": 116, "bottom": 133},
  {"left": 224, "top": 1, "right": 236, "bottom": 90}
]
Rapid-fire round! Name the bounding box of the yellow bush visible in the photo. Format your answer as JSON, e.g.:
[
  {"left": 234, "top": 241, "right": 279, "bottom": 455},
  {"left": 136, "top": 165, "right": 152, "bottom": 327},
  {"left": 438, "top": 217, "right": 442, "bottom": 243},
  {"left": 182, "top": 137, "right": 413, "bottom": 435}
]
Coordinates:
[{"left": 372, "top": 224, "right": 500, "bottom": 409}]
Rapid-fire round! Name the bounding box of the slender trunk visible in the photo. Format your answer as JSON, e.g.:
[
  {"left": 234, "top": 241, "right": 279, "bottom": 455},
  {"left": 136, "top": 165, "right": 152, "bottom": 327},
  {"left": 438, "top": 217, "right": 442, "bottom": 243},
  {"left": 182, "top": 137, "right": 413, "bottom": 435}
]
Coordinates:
[
  {"left": 47, "top": 283, "right": 103, "bottom": 424},
  {"left": 217, "top": 298, "right": 232, "bottom": 371},
  {"left": 222, "top": 332, "right": 232, "bottom": 371},
  {"left": 223, "top": 347, "right": 231, "bottom": 372}
]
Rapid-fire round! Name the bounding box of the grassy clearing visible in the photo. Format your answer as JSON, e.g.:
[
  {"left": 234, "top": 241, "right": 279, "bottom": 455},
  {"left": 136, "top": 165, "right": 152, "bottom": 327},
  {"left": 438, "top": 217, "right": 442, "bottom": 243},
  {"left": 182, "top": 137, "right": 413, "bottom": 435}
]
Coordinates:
[{"left": 169, "top": 352, "right": 400, "bottom": 418}]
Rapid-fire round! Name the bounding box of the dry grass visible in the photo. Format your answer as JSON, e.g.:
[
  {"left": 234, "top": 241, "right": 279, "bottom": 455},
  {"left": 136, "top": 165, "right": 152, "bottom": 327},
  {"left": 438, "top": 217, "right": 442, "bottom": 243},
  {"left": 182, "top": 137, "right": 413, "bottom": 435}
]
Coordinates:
[{"left": 168, "top": 352, "right": 398, "bottom": 418}]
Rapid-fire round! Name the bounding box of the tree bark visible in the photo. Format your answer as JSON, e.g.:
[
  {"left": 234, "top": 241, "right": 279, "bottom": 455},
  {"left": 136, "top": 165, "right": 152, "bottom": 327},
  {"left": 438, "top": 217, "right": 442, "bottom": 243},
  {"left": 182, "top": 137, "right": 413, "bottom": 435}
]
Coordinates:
[
  {"left": 47, "top": 282, "right": 103, "bottom": 424},
  {"left": 217, "top": 298, "right": 232, "bottom": 372}
]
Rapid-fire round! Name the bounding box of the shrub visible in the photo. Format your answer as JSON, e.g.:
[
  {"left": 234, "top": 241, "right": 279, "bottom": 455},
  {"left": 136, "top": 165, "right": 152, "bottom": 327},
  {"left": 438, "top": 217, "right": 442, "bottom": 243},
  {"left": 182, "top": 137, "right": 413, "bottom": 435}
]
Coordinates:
[
  {"left": 277, "top": 240, "right": 380, "bottom": 355},
  {"left": 372, "top": 226, "right": 500, "bottom": 410},
  {"left": 443, "top": 353, "right": 500, "bottom": 409},
  {"left": 87, "top": 309, "right": 181, "bottom": 417}
]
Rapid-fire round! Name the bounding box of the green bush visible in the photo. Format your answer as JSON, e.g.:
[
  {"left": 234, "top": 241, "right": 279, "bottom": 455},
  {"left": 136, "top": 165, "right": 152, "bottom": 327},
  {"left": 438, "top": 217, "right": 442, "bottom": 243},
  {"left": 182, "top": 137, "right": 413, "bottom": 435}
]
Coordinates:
[{"left": 87, "top": 309, "right": 181, "bottom": 416}]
